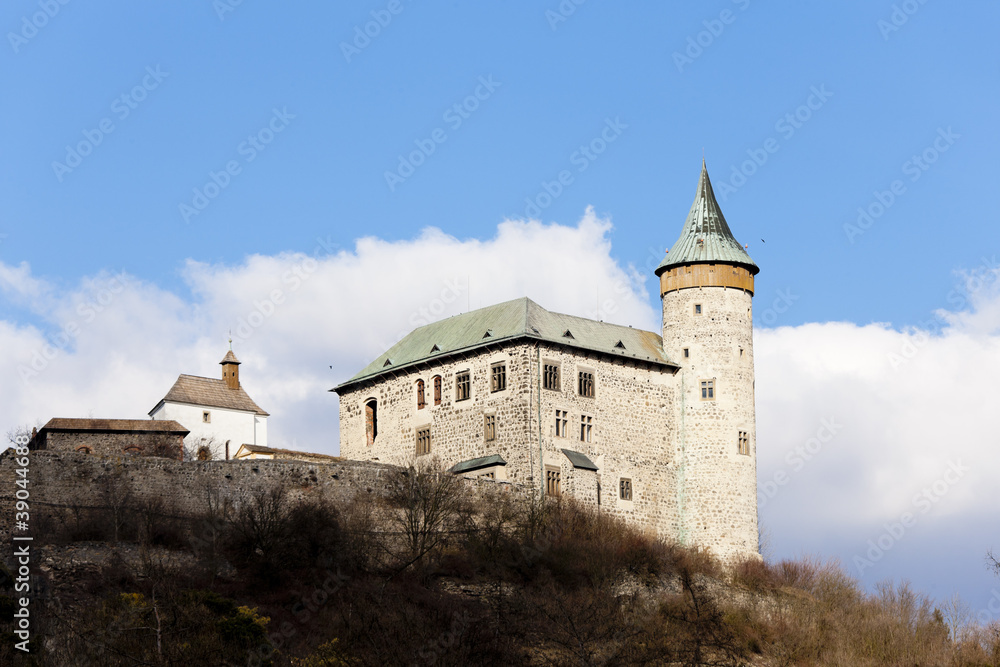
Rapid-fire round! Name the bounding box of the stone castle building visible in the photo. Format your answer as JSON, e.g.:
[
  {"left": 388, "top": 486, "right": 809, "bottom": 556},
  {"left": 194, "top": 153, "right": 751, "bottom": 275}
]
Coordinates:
[{"left": 334, "top": 163, "right": 760, "bottom": 561}]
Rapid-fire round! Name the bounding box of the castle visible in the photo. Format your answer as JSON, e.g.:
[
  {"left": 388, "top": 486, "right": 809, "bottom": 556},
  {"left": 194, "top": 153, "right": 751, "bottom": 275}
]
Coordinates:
[{"left": 334, "top": 162, "right": 760, "bottom": 561}]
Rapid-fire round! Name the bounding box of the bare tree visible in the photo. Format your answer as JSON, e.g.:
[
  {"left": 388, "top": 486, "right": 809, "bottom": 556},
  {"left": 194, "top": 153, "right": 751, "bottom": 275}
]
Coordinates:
[
  {"left": 384, "top": 459, "right": 465, "bottom": 572},
  {"left": 98, "top": 462, "right": 135, "bottom": 543}
]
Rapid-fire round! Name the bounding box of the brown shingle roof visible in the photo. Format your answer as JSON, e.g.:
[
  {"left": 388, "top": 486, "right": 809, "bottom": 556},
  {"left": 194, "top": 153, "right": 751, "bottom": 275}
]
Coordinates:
[
  {"left": 40, "top": 418, "right": 189, "bottom": 435},
  {"left": 152, "top": 374, "right": 269, "bottom": 416},
  {"left": 220, "top": 350, "right": 240, "bottom": 365},
  {"left": 235, "top": 444, "right": 340, "bottom": 461}
]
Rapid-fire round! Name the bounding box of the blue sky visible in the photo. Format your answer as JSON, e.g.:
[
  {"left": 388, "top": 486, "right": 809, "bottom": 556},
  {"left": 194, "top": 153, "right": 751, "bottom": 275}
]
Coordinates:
[{"left": 3, "top": 0, "right": 1000, "bottom": 621}]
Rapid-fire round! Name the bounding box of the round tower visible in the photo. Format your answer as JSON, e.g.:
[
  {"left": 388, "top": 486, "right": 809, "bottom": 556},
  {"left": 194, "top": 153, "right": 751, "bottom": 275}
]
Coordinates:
[{"left": 655, "top": 161, "right": 759, "bottom": 562}]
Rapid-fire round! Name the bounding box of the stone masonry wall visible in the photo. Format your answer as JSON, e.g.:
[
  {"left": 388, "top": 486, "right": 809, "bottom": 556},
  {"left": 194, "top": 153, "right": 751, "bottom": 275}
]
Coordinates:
[
  {"left": 662, "top": 284, "right": 758, "bottom": 561},
  {"left": 38, "top": 431, "right": 184, "bottom": 461}
]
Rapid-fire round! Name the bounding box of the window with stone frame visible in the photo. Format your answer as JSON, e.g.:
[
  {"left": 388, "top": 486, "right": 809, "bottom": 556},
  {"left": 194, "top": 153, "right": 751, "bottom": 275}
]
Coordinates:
[
  {"left": 700, "top": 379, "right": 715, "bottom": 400},
  {"left": 491, "top": 362, "right": 507, "bottom": 392},
  {"left": 578, "top": 370, "right": 595, "bottom": 398},
  {"left": 543, "top": 363, "right": 560, "bottom": 391},
  {"left": 620, "top": 478, "right": 632, "bottom": 501},
  {"left": 455, "top": 370, "right": 471, "bottom": 402},
  {"left": 203, "top": 411, "right": 211, "bottom": 423},
  {"left": 416, "top": 427, "right": 431, "bottom": 456},
  {"left": 580, "top": 414, "right": 592, "bottom": 443},
  {"left": 694, "top": 303, "right": 703, "bottom": 315},
  {"left": 555, "top": 409, "right": 568, "bottom": 437},
  {"left": 433, "top": 375, "right": 442, "bottom": 406},
  {"left": 365, "top": 399, "right": 378, "bottom": 446},
  {"left": 545, "top": 465, "right": 561, "bottom": 497},
  {"left": 738, "top": 431, "right": 750, "bottom": 455},
  {"left": 484, "top": 414, "right": 496, "bottom": 442},
  {"left": 416, "top": 379, "right": 426, "bottom": 409}
]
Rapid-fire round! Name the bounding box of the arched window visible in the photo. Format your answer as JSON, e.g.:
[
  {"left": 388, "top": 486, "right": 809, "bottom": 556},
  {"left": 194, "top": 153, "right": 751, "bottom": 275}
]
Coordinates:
[
  {"left": 75, "top": 446, "right": 92, "bottom": 455},
  {"left": 416, "top": 379, "right": 426, "bottom": 409},
  {"left": 196, "top": 446, "right": 211, "bottom": 461},
  {"left": 124, "top": 446, "right": 143, "bottom": 456},
  {"left": 433, "top": 376, "right": 442, "bottom": 406},
  {"left": 365, "top": 399, "right": 378, "bottom": 446}
]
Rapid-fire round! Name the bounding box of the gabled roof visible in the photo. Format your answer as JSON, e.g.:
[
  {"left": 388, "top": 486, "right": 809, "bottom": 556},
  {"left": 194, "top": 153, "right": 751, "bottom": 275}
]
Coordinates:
[
  {"left": 150, "top": 374, "right": 269, "bottom": 416},
  {"left": 561, "top": 448, "right": 598, "bottom": 471},
  {"left": 234, "top": 443, "right": 339, "bottom": 461},
  {"left": 335, "top": 297, "right": 677, "bottom": 391},
  {"left": 655, "top": 161, "right": 758, "bottom": 276},
  {"left": 449, "top": 454, "right": 506, "bottom": 474},
  {"left": 39, "top": 418, "right": 189, "bottom": 435}
]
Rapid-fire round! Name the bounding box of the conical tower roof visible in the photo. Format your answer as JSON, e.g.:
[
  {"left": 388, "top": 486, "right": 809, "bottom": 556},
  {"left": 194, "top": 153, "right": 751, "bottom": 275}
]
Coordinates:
[
  {"left": 220, "top": 350, "right": 240, "bottom": 365},
  {"left": 654, "top": 161, "right": 758, "bottom": 276}
]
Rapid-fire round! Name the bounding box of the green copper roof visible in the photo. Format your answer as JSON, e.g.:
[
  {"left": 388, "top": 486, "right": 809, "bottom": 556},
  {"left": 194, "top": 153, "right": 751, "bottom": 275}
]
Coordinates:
[
  {"left": 560, "top": 448, "right": 598, "bottom": 471},
  {"left": 655, "top": 161, "right": 758, "bottom": 276},
  {"left": 335, "top": 297, "right": 676, "bottom": 391},
  {"left": 449, "top": 454, "right": 507, "bottom": 474}
]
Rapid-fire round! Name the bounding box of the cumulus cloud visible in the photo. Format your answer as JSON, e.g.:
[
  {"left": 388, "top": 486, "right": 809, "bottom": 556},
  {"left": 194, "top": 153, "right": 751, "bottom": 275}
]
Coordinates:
[{"left": 3, "top": 208, "right": 654, "bottom": 451}]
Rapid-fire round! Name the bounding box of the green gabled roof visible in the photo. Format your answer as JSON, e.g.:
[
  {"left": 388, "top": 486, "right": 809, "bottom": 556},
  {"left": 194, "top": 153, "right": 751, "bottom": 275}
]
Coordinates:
[
  {"left": 449, "top": 454, "right": 506, "bottom": 474},
  {"left": 561, "top": 448, "right": 598, "bottom": 471},
  {"left": 655, "top": 161, "right": 758, "bottom": 276},
  {"left": 334, "top": 297, "right": 676, "bottom": 391}
]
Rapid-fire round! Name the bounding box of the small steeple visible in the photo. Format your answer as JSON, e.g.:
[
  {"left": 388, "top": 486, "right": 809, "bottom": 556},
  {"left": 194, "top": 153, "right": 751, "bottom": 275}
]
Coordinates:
[
  {"left": 220, "top": 347, "right": 241, "bottom": 390},
  {"left": 655, "top": 161, "right": 758, "bottom": 277}
]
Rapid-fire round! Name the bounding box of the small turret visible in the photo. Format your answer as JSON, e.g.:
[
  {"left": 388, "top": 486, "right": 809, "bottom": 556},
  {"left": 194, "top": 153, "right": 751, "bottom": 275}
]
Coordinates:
[{"left": 220, "top": 349, "right": 241, "bottom": 390}]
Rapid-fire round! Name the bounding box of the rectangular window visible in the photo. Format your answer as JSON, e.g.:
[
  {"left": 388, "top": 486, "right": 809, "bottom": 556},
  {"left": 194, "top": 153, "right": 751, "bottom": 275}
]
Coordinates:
[
  {"left": 545, "top": 466, "right": 561, "bottom": 497},
  {"left": 491, "top": 363, "right": 507, "bottom": 392},
  {"left": 416, "top": 427, "right": 431, "bottom": 456},
  {"left": 578, "top": 371, "right": 595, "bottom": 398},
  {"left": 455, "top": 371, "right": 471, "bottom": 402},
  {"left": 620, "top": 478, "right": 632, "bottom": 501},
  {"left": 433, "top": 376, "right": 442, "bottom": 406},
  {"left": 555, "top": 409, "right": 568, "bottom": 437},
  {"left": 701, "top": 380, "right": 715, "bottom": 400},
  {"left": 694, "top": 304, "right": 702, "bottom": 315},
  {"left": 484, "top": 414, "right": 496, "bottom": 442},
  {"left": 543, "top": 363, "right": 560, "bottom": 391},
  {"left": 202, "top": 411, "right": 211, "bottom": 423},
  {"left": 683, "top": 348, "right": 690, "bottom": 358},
  {"left": 738, "top": 431, "right": 750, "bottom": 455},
  {"left": 580, "top": 415, "right": 592, "bottom": 443},
  {"left": 417, "top": 380, "right": 426, "bottom": 409},
  {"left": 481, "top": 471, "right": 495, "bottom": 480}
]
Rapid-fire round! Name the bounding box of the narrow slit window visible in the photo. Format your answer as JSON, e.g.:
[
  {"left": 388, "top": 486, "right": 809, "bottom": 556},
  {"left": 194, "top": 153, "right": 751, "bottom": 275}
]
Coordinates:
[{"left": 416, "top": 379, "right": 426, "bottom": 409}]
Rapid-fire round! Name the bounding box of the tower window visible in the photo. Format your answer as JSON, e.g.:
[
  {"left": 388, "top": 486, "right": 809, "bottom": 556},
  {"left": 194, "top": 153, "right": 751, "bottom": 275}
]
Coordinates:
[
  {"left": 416, "top": 379, "right": 426, "bottom": 409},
  {"left": 545, "top": 466, "right": 561, "bottom": 497},
  {"left": 694, "top": 304, "right": 703, "bottom": 315},
  {"left": 543, "top": 363, "right": 560, "bottom": 391},
  {"left": 484, "top": 414, "right": 496, "bottom": 442},
  {"left": 491, "top": 363, "right": 506, "bottom": 392},
  {"left": 455, "top": 371, "right": 471, "bottom": 401},
  {"left": 202, "top": 411, "right": 211, "bottom": 423},
  {"left": 416, "top": 427, "right": 431, "bottom": 456},
  {"left": 580, "top": 415, "right": 592, "bottom": 443},
  {"left": 739, "top": 431, "right": 750, "bottom": 455},
  {"left": 620, "top": 478, "right": 632, "bottom": 501},
  {"left": 683, "top": 348, "right": 690, "bottom": 358},
  {"left": 700, "top": 380, "right": 715, "bottom": 400},
  {"left": 433, "top": 375, "right": 442, "bottom": 405},
  {"left": 555, "top": 410, "right": 568, "bottom": 437},
  {"left": 365, "top": 399, "right": 378, "bottom": 446},
  {"left": 578, "top": 371, "right": 595, "bottom": 398}
]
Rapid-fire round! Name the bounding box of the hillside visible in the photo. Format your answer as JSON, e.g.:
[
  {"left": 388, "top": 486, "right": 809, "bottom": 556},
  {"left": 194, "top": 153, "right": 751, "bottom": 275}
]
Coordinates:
[{"left": 2, "top": 450, "right": 999, "bottom": 665}]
